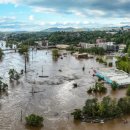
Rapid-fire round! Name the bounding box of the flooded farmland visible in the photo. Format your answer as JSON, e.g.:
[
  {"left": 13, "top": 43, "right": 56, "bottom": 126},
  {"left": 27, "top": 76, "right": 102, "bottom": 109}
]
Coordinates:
[{"left": 0, "top": 41, "right": 130, "bottom": 130}]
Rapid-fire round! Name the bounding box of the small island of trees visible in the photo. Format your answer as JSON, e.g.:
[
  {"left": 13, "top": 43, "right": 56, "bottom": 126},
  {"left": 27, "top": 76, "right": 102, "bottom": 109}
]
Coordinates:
[{"left": 71, "top": 96, "right": 130, "bottom": 122}]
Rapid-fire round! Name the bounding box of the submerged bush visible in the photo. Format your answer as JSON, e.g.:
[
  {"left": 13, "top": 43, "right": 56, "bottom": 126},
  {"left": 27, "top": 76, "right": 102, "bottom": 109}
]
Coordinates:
[
  {"left": 87, "top": 87, "right": 93, "bottom": 94},
  {"left": 98, "top": 58, "right": 104, "bottom": 63},
  {"left": 25, "top": 114, "right": 44, "bottom": 127},
  {"left": 52, "top": 49, "right": 59, "bottom": 57},
  {"left": 9, "top": 69, "right": 20, "bottom": 81},
  {"left": 0, "top": 48, "right": 4, "bottom": 59},
  {"left": 72, "top": 96, "right": 124, "bottom": 121},
  {"left": 0, "top": 77, "right": 8, "bottom": 91},
  {"left": 18, "top": 45, "right": 29, "bottom": 54},
  {"left": 111, "top": 81, "right": 118, "bottom": 91},
  {"left": 87, "top": 82, "right": 107, "bottom": 94},
  {"left": 108, "top": 62, "right": 113, "bottom": 67},
  {"left": 71, "top": 109, "right": 82, "bottom": 120}
]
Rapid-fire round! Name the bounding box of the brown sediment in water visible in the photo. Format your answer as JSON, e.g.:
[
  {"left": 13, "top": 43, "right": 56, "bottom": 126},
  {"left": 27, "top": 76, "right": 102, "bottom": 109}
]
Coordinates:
[{"left": 0, "top": 41, "right": 129, "bottom": 130}]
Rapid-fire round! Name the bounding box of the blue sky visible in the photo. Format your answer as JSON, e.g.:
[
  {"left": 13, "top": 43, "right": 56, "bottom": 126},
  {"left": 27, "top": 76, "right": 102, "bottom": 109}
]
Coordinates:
[{"left": 0, "top": 0, "right": 130, "bottom": 31}]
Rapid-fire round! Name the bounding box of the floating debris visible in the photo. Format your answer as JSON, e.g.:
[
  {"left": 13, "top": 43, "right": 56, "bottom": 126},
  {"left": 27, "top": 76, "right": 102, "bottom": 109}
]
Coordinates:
[
  {"left": 58, "top": 69, "right": 62, "bottom": 72},
  {"left": 73, "top": 83, "right": 78, "bottom": 88},
  {"left": 82, "top": 66, "right": 85, "bottom": 71},
  {"left": 39, "top": 76, "right": 49, "bottom": 78}
]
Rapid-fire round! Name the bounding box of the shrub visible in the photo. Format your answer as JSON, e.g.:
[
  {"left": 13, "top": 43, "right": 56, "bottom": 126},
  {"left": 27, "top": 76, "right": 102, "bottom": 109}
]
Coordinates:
[
  {"left": 9, "top": 69, "right": 20, "bottom": 81},
  {"left": 52, "top": 49, "right": 59, "bottom": 57},
  {"left": 98, "top": 77, "right": 103, "bottom": 81},
  {"left": 111, "top": 81, "right": 118, "bottom": 91},
  {"left": 18, "top": 45, "right": 29, "bottom": 54},
  {"left": 87, "top": 82, "right": 107, "bottom": 94},
  {"left": 25, "top": 114, "right": 44, "bottom": 127},
  {"left": 87, "top": 87, "right": 93, "bottom": 94},
  {"left": 0, "top": 48, "right": 4, "bottom": 59},
  {"left": 0, "top": 77, "right": 8, "bottom": 91},
  {"left": 121, "top": 56, "right": 127, "bottom": 61},
  {"left": 98, "top": 58, "right": 104, "bottom": 63},
  {"left": 71, "top": 109, "right": 82, "bottom": 120},
  {"left": 126, "top": 86, "right": 130, "bottom": 96},
  {"left": 72, "top": 96, "right": 123, "bottom": 121},
  {"left": 108, "top": 62, "right": 113, "bottom": 67},
  {"left": 96, "top": 57, "right": 99, "bottom": 61}
]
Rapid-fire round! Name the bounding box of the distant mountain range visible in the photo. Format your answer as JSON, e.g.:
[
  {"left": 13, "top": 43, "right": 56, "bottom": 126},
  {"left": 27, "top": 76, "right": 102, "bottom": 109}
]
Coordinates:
[
  {"left": 43, "top": 27, "right": 90, "bottom": 32},
  {"left": 43, "top": 26, "right": 130, "bottom": 32}
]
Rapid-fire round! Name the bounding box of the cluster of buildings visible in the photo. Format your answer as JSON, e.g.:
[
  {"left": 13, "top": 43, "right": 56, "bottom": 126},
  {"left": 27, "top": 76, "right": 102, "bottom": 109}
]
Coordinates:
[
  {"left": 79, "top": 38, "right": 126, "bottom": 52},
  {"left": 35, "top": 40, "right": 49, "bottom": 47}
]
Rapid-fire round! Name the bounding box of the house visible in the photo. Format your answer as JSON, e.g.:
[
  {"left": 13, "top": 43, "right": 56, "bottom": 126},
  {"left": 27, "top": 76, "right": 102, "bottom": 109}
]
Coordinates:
[
  {"left": 56, "top": 44, "right": 69, "bottom": 49},
  {"left": 35, "top": 40, "right": 49, "bottom": 47},
  {"left": 118, "top": 44, "right": 126, "bottom": 52},
  {"left": 79, "top": 42, "right": 96, "bottom": 49}
]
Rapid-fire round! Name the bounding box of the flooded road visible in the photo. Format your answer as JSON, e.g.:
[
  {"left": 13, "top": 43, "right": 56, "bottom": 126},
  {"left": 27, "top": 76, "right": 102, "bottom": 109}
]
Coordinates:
[{"left": 0, "top": 41, "right": 129, "bottom": 130}]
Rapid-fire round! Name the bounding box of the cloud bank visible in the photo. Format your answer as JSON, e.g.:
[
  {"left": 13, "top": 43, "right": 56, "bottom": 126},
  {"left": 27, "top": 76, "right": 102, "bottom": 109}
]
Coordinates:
[{"left": 0, "top": 0, "right": 130, "bottom": 31}]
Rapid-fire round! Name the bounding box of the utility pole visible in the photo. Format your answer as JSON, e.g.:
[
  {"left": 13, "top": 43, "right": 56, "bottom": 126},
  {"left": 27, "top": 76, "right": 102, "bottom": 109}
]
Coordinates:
[
  {"left": 20, "top": 110, "right": 22, "bottom": 122},
  {"left": 25, "top": 53, "right": 27, "bottom": 73}
]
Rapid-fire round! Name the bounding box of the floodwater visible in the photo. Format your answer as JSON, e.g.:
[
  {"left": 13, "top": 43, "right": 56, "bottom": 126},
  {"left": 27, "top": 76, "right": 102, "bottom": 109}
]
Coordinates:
[{"left": 0, "top": 41, "right": 130, "bottom": 130}]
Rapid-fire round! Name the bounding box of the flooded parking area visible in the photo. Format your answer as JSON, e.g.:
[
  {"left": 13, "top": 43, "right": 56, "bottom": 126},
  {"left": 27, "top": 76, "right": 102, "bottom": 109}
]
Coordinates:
[{"left": 0, "top": 41, "right": 130, "bottom": 130}]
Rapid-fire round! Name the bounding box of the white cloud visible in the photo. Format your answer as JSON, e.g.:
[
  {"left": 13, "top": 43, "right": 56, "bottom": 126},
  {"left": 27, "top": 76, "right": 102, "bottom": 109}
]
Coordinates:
[
  {"left": 0, "top": 16, "right": 16, "bottom": 23},
  {"left": 70, "top": 10, "right": 86, "bottom": 17},
  {"left": 88, "top": 9, "right": 105, "bottom": 16},
  {"left": 33, "top": 7, "right": 56, "bottom": 13},
  {"left": 29, "top": 15, "right": 34, "bottom": 21},
  {"left": 0, "top": 0, "right": 19, "bottom": 4}
]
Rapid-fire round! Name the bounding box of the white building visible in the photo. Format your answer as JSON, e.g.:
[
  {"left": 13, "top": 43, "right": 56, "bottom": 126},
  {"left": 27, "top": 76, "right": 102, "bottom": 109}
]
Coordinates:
[
  {"left": 56, "top": 44, "right": 69, "bottom": 49},
  {"left": 97, "top": 42, "right": 118, "bottom": 51},
  {"left": 35, "top": 40, "right": 49, "bottom": 47},
  {"left": 118, "top": 44, "right": 126, "bottom": 52},
  {"left": 79, "top": 42, "right": 96, "bottom": 49},
  {"left": 79, "top": 41, "right": 119, "bottom": 52}
]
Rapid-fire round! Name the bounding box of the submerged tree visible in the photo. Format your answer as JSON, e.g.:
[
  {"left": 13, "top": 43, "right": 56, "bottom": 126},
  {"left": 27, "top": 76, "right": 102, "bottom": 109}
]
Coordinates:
[
  {"left": 111, "top": 81, "right": 118, "bottom": 91},
  {"left": 8, "top": 69, "right": 20, "bottom": 81},
  {"left": 0, "top": 77, "right": 8, "bottom": 92},
  {"left": 18, "top": 45, "right": 29, "bottom": 54},
  {"left": 72, "top": 96, "right": 123, "bottom": 122},
  {"left": 87, "top": 82, "right": 107, "bottom": 94},
  {"left": 52, "top": 49, "right": 59, "bottom": 57},
  {"left": 71, "top": 109, "right": 82, "bottom": 120},
  {"left": 0, "top": 48, "right": 4, "bottom": 59}
]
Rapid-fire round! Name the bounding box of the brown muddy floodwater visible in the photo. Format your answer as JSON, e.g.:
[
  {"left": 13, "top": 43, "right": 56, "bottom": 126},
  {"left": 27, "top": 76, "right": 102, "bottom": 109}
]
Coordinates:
[{"left": 0, "top": 41, "right": 129, "bottom": 130}]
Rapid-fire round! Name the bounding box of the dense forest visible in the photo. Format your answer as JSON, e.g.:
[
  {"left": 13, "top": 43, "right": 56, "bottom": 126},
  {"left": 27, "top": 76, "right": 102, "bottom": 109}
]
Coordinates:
[{"left": 0, "top": 31, "right": 130, "bottom": 51}]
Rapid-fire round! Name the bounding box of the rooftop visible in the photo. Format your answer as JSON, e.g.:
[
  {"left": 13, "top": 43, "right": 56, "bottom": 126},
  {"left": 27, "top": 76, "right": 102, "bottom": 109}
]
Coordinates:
[{"left": 96, "top": 68, "right": 130, "bottom": 86}]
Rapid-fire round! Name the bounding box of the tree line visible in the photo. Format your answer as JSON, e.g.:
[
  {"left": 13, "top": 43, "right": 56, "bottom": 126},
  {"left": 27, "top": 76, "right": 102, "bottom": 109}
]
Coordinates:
[
  {"left": 71, "top": 95, "right": 130, "bottom": 122},
  {"left": 0, "top": 31, "right": 129, "bottom": 46}
]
